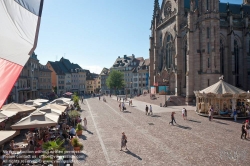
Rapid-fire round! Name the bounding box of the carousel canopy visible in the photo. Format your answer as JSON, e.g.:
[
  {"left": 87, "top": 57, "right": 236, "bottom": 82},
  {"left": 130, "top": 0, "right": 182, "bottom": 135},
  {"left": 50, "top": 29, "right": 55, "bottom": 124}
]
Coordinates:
[{"left": 199, "top": 79, "right": 246, "bottom": 94}]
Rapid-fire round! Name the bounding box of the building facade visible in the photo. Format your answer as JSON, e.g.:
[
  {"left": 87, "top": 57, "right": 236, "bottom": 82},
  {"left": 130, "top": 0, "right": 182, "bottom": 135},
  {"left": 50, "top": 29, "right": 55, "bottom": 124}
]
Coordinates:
[
  {"left": 150, "top": 0, "right": 250, "bottom": 104},
  {"left": 38, "top": 64, "right": 52, "bottom": 98},
  {"left": 47, "top": 57, "right": 88, "bottom": 95}
]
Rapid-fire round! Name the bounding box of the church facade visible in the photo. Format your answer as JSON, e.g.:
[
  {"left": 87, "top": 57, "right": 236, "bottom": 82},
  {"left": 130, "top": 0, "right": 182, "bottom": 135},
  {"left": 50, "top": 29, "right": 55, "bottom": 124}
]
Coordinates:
[{"left": 149, "top": 0, "right": 250, "bottom": 104}]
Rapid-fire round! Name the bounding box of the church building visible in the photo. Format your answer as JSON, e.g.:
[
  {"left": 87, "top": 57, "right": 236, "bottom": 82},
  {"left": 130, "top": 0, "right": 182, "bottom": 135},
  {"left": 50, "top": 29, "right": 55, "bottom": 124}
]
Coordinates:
[{"left": 149, "top": 0, "right": 250, "bottom": 104}]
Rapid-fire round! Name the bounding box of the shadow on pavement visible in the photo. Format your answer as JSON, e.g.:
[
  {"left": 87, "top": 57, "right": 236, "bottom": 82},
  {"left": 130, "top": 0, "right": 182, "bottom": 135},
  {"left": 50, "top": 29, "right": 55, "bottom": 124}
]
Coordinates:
[
  {"left": 73, "top": 152, "right": 88, "bottom": 161},
  {"left": 86, "top": 130, "right": 94, "bottom": 135},
  {"left": 131, "top": 106, "right": 136, "bottom": 107},
  {"left": 123, "top": 111, "right": 131, "bottom": 113},
  {"left": 176, "top": 124, "right": 192, "bottom": 130},
  {"left": 151, "top": 115, "right": 161, "bottom": 117},
  {"left": 125, "top": 150, "right": 142, "bottom": 160},
  {"left": 188, "top": 119, "right": 201, "bottom": 123},
  {"left": 213, "top": 120, "right": 229, "bottom": 125},
  {"left": 79, "top": 135, "right": 87, "bottom": 140}
]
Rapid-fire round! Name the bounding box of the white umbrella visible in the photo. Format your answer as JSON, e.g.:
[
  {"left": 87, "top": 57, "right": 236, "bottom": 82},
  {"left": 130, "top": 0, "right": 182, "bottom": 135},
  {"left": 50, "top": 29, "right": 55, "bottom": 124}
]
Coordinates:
[{"left": 11, "top": 110, "right": 59, "bottom": 129}]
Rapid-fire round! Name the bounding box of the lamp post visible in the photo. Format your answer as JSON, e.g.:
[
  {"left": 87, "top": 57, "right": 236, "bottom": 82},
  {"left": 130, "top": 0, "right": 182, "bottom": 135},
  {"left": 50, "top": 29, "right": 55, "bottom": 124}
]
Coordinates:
[
  {"left": 163, "top": 79, "right": 168, "bottom": 107},
  {"left": 130, "top": 82, "right": 132, "bottom": 98}
]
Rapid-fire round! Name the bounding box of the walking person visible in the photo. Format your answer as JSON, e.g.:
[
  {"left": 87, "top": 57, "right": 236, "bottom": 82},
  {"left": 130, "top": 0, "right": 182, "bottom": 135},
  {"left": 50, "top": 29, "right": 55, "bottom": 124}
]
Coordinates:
[
  {"left": 81, "top": 96, "right": 83, "bottom": 103},
  {"left": 233, "top": 109, "right": 237, "bottom": 121},
  {"left": 182, "top": 108, "right": 186, "bottom": 120},
  {"left": 119, "top": 102, "right": 121, "bottom": 111},
  {"left": 120, "top": 132, "right": 128, "bottom": 151},
  {"left": 149, "top": 105, "right": 153, "bottom": 115},
  {"left": 210, "top": 106, "right": 214, "bottom": 121},
  {"left": 241, "top": 121, "right": 248, "bottom": 139},
  {"left": 246, "top": 120, "right": 250, "bottom": 139},
  {"left": 169, "top": 112, "right": 177, "bottom": 125},
  {"left": 122, "top": 102, "right": 126, "bottom": 111},
  {"left": 184, "top": 108, "right": 187, "bottom": 120},
  {"left": 83, "top": 118, "right": 87, "bottom": 131},
  {"left": 145, "top": 105, "right": 149, "bottom": 115},
  {"left": 99, "top": 96, "right": 101, "bottom": 100}
]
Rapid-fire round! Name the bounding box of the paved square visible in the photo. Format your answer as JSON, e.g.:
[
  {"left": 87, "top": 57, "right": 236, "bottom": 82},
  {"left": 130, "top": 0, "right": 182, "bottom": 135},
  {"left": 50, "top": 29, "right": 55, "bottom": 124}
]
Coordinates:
[{"left": 74, "top": 96, "right": 250, "bottom": 166}]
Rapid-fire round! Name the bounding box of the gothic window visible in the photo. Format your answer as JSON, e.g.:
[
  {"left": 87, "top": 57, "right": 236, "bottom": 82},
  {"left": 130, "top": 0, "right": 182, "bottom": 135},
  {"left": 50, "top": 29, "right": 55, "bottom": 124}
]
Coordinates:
[
  {"left": 166, "top": 34, "right": 172, "bottom": 68},
  {"left": 206, "top": 0, "right": 209, "bottom": 11},
  {"left": 164, "top": 2, "right": 172, "bottom": 17},
  {"left": 184, "top": 40, "right": 187, "bottom": 87},
  {"left": 207, "top": 42, "right": 210, "bottom": 54},
  {"left": 234, "top": 40, "right": 239, "bottom": 86},
  {"left": 220, "top": 39, "right": 224, "bottom": 74},
  {"left": 207, "top": 27, "right": 210, "bottom": 38}
]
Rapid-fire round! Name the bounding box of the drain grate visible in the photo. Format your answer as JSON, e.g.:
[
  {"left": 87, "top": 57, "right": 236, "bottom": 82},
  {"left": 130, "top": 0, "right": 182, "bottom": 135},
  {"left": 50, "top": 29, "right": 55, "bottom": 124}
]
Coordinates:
[{"left": 148, "top": 123, "right": 154, "bottom": 125}]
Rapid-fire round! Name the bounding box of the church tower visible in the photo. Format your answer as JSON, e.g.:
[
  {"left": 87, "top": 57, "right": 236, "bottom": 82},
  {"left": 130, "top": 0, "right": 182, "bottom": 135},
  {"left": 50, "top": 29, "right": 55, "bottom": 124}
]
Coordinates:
[
  {"left": 185, "top": 0, "right": 221, "bottom": 103},
  {"left": 149, "top": 0, "right": 160, "bottom": 87}
]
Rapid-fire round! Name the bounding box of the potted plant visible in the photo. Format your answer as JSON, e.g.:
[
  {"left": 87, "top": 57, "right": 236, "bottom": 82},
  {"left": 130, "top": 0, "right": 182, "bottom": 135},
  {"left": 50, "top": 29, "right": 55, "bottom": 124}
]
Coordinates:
[
  {"left": 76, "top": 123, "right": 83, "bottom": 135},
  {"left": 71, "top": 137, "right": 83, "bottom": 152},
  {"left": 68, "top": 110, "right": 80, "bottom": 126},
  {"left": 42, "top": 138, "right": 65, "bottom": 166}
]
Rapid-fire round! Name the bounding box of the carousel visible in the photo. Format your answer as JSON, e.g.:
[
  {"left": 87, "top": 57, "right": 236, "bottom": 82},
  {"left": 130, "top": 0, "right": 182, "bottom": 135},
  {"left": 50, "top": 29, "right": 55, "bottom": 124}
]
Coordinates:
[{"left": 194, "top": 76, "right": 250, "bottom": 118}]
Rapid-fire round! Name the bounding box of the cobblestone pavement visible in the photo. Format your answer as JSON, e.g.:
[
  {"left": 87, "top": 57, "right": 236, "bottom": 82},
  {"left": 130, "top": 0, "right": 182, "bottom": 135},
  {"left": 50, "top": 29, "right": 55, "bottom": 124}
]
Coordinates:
[{"left": 73, "top": 96, "right": 250, "bottom": 166}]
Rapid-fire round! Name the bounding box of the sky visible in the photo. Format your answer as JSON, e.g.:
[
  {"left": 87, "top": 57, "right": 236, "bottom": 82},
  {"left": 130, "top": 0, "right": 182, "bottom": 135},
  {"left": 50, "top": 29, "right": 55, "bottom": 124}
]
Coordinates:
[{"left": 35, "top": 0, "right": 242, "bottom": 74}]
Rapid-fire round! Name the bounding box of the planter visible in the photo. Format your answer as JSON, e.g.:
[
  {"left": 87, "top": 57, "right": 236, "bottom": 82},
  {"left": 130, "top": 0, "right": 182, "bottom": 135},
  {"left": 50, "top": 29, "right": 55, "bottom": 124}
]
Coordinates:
[
  {"left": 74, "top": 146, "right": 81, "bottom": 152},
  {"left": 76, "top": 130, "right": 82, "bottom": 136}
]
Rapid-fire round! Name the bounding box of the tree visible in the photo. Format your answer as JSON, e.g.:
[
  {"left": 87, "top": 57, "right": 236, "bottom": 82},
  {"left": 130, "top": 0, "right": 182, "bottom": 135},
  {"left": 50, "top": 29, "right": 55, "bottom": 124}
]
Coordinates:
[{"left": 106, "top": 70, "right": 125, "bottom": 92}]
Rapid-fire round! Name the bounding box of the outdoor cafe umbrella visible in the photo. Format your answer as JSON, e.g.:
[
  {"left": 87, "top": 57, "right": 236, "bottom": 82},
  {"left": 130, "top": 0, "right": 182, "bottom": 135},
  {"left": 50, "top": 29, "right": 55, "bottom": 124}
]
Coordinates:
[
  {"left": 24, "top": 100, "right": 42, "bottom": 108},
  {"left": 40, "top": 104, "right": 67, "bottom": 112},
  {"left": 11, "top": 110, "right": 59, "bottom": 130},
  {"left": 0, "top": 110, "right": 17, "bottom": 119},
  {"left": 1, "top": 102, "right": 36, "bottom": 113},
  {"left": 33, "top": 99, "right": 49, "bottom": 103},
  {"left": 64, "top": 92, "right": 72, "bottom": 96},
  {"left": 39, "top": 108, "right": 62, "bottom": 115}
]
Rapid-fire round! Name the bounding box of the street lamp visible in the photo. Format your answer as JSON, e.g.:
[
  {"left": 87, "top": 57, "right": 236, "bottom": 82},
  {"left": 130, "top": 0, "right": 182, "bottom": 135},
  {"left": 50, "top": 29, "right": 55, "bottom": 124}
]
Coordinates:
[
  {"left": 163, "top": 79, "right": 168, "bottom": 107},
  {"left": 130, "top": 82, "right": 132, "bottom": 98}
]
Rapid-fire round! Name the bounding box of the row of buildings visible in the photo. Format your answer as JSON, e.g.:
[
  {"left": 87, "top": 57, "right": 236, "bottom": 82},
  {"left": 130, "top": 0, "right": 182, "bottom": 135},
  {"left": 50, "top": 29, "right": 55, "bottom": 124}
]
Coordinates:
[{"left": 7, "top": 53, "right": 150, "bottom": 103}]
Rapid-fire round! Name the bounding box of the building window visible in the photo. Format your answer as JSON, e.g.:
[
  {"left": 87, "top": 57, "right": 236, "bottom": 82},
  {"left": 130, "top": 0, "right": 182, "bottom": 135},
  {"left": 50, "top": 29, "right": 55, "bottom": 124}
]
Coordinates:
[
  {"left": 184, "top": 40, "right": 187, "bottom": 87},
  {"left": 166, "top": 34, "right": 172, "bottom": 68},
  {"left": 220, "top": 39, "right": 224, "bottom": 74},
  {"left": 234, "top": 40, "right": 239, "bottom": 86},
  {"left": 208, "top": 58, "right": 210, "bottom": 68},
  {"left": 207, "top": 27, "right": 210, "bottom": 38},
  {"left": 206, "top": 0, "right": 209, "bottom": 10},
  {"left": 207, "top": 42, "right": 210, "bottom": 54}
]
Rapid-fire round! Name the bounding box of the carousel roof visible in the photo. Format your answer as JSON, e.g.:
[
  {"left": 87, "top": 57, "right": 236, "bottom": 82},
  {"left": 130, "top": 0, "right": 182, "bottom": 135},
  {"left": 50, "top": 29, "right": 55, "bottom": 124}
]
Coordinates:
[{"left": 199, "top": 79, "right": 246, "bottom": 94}]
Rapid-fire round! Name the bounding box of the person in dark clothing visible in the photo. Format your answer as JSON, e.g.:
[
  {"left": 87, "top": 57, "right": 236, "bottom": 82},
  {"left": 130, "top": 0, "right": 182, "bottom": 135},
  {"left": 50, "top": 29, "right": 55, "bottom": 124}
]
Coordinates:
[
  {"left": 145, "top": 105, "right": 149, "bottom": 115},
  {"left": 169, "top": 112, "right": 177, "bottom": 125},
  {"left": 241, "top": 121, "right": 247, "bottom": 139}
]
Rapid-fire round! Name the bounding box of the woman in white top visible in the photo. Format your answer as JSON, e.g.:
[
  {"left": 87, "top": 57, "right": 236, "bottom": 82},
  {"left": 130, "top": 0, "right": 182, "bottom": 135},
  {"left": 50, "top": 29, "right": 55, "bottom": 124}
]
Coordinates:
[{"left": 83, "top": 118, "right": 87, "bottom": 130}]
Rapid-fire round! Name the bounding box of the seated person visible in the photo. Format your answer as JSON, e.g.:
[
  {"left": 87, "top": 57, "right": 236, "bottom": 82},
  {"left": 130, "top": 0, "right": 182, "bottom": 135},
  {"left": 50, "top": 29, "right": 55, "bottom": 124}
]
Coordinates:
[
  {"left": 69, "top": 126, "right": 76, "bottom": 139},
  {"left": 37, "top": 138, "right": 43, "bottom": 146},
  {"left": 9, "top": 140, "right": 16, "bottom": 151}
]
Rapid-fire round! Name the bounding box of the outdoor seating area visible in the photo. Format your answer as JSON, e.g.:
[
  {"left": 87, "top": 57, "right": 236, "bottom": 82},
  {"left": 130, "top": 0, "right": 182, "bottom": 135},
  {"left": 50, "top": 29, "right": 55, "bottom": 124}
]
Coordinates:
[
  {"left": 0, "top": 96, "right": 83, "bottom": 165},
  {"left": 194, "top": 77, "right": 250, "bottom": 118}
]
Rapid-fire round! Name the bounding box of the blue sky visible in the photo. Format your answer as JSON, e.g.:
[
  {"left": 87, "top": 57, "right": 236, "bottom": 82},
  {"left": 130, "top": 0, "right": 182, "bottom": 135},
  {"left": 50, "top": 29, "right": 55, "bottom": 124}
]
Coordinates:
[{"left": 35, "top": 0, "right": 242, "bottom": 74}]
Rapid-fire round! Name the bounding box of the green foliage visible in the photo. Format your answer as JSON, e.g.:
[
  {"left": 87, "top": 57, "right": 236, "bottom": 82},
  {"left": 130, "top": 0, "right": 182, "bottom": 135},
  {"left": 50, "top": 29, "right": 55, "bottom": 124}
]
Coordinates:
[
  {"left": 68, "top": 110, "right": 80, "bottom": 119},
  {"left": 71, "top": 137, "right": 84, "bottom": 150},
  {"left": 76, "top": 123, "right": 83, "bottom": 131},
  {"left": 73, "top": 93, "right": 79, "bottom": 105},
  {"left": 106, "top": 70, "right": 125, "bottom": 90},
  {"left": 42, "top": 138, "right": 65, "bottom": 154}
]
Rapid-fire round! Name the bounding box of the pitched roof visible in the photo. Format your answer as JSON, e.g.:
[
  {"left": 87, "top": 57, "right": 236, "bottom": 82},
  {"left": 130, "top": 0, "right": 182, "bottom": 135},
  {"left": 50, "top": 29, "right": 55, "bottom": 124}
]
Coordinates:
[{"left": 48, "top": 61, "right": 65, "bottom": 75}]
